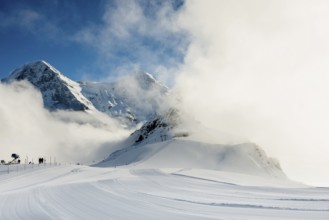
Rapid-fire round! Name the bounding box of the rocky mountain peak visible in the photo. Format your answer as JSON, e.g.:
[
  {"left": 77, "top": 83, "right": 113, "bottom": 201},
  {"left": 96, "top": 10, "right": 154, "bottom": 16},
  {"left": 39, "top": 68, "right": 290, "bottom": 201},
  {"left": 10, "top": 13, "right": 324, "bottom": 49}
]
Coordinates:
[
  {"left": 3, "top": 60, "right": 60, "bottom": 83},
  {"left": 2, "top": 60, "right": 94, "bottom": 111}
]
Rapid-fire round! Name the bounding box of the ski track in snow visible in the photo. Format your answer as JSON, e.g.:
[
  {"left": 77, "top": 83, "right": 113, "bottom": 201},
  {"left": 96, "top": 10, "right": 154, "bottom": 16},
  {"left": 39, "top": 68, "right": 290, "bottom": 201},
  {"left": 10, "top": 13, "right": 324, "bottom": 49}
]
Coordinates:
[{"left": 0, "top": 165, "right": 328, "bottom": 220}]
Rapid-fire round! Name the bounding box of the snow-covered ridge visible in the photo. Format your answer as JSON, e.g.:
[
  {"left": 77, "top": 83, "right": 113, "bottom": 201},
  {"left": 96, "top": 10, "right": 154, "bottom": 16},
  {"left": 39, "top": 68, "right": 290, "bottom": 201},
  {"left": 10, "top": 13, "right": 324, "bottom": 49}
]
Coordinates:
[
  {"left": 97, "top": 108, "right": 286, "bottom": 179},
  {"left": 97, "top": 139, "right": 286, "bottom": 178}
]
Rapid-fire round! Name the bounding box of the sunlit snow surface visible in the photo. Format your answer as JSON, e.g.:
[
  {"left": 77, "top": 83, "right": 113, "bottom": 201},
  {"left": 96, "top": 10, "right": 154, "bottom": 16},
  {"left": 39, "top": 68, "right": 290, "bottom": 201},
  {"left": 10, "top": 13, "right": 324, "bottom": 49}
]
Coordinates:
[{"left": 0, "top": 165, "right": 328, "bottom": 220}]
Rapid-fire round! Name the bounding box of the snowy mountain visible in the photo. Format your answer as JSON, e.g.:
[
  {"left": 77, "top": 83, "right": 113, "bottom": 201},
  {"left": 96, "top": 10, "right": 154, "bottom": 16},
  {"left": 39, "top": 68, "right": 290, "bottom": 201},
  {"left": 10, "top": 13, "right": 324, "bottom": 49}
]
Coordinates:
[
  {"left": 2, "top": 61, "right": 95, "bottom": 111},
  {"left": 1, "top": 61, "right": 168, "bottom": 126},
  {"left": 80, "top": 71, "right": 168, "bottom": 125}
]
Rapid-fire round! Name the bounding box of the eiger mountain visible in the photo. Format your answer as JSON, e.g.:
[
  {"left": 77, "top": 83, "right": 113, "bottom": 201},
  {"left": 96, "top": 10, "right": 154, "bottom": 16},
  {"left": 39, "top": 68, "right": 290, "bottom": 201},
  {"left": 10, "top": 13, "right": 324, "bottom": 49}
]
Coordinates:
[
  {"left": 2, "top": 60, "right": 168, "bottom": 125},
  {"left": 2, "top": 61, "right": 94, "bottom": 111}
]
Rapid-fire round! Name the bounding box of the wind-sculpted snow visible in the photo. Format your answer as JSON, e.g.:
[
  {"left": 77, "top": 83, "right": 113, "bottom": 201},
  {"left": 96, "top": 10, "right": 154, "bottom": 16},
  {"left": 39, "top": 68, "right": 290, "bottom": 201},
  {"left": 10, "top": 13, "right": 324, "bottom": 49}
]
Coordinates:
[{"left": 0, "top": 165, "right": 328, "bottom": 220}]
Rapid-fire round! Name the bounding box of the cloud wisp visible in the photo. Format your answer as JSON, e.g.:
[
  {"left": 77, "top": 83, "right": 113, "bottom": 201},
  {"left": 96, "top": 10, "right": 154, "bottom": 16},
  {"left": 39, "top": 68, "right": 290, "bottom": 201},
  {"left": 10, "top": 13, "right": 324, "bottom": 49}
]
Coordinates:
[{"left": 74, "top": 0, "right": 188, "bottom": 80}]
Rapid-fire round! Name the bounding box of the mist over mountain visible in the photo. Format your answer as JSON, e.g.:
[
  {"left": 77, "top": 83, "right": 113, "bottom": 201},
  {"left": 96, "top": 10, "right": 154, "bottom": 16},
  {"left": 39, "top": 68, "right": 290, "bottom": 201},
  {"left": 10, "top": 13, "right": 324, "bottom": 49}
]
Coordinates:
[
  {"left": 2, "top": 2, "right": 329, "bottom": 218},
  {"left": 1, "top": 60, "right": 287, "bottom": 180},
  {"left": 80, "top": 71, "right": 168, "bottom": 125}
]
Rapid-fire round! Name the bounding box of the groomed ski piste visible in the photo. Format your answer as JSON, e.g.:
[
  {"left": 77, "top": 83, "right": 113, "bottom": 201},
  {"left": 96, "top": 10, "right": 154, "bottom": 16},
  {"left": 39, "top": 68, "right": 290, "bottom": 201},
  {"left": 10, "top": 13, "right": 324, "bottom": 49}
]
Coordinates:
[{"left": 0, "top": 139, "right": 329, "bottom": 220}]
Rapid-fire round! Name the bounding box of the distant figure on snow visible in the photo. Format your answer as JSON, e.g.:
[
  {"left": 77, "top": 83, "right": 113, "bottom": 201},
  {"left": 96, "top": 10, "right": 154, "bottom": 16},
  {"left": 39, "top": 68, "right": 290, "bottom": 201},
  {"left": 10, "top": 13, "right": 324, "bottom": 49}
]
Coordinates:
[{"left": 39, "top": 158, "right": 44, "bottom": 164}]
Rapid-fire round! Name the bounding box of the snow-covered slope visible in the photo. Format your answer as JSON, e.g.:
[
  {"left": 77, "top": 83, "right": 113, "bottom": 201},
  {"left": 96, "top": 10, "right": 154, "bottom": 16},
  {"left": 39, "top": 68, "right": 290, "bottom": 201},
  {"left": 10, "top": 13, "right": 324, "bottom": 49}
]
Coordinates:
[
  {"left": 80, "top": 71, "right": 168, "bottom": 125},
  {"left": 1, "top": 165, "right": 328, "bottom": 220},
  {"left": 98, "top": 139, "right": 285, "bottom": 178},
  {"left": 2, "top": 61, "right": 95, "bottom": 111},
  {"left": 97, "top": 109, "right": 286, "bottom": 179}
]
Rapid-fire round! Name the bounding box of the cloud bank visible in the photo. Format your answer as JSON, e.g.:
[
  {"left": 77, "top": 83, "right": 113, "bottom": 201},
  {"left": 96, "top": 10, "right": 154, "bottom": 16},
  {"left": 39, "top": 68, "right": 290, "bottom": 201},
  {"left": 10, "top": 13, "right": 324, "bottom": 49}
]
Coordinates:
[
  {"left": 173, "top": 0, "right": 329, "bottom": 186},
  {"left": 0, "top": 81, "right": 130, "bottom": 164}
]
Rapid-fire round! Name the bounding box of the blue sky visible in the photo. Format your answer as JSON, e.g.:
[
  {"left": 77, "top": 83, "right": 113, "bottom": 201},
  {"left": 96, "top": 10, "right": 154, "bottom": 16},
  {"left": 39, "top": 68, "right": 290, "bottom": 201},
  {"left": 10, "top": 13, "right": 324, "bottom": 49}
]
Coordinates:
[{"left": 0, "top": 0, "right": 186, "bottom": 81}]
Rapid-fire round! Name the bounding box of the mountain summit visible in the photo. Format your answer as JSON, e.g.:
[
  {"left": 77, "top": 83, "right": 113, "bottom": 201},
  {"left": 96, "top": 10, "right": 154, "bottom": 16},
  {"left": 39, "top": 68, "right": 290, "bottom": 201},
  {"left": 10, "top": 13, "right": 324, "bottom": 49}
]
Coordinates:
[{"left": 2, "top": 60, "right": 94, "bottom": 111}]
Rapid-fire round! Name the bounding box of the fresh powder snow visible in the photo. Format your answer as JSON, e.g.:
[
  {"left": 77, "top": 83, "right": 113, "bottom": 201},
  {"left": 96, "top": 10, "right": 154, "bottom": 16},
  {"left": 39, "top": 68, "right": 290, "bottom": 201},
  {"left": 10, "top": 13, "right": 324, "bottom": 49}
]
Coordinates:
[{"left": 0, "top": 164, "right": 328, "bottom": 220}]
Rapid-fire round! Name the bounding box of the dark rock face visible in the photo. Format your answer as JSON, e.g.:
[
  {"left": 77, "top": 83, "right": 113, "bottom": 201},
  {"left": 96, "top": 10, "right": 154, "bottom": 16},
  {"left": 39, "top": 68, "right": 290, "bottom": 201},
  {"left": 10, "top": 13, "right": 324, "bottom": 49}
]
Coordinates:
[
  {"left": 130, "top": 108, "right": 180, "bottom": 145},
  {"left": 100, "top": 109, "right": 181, "bottom": 165}
]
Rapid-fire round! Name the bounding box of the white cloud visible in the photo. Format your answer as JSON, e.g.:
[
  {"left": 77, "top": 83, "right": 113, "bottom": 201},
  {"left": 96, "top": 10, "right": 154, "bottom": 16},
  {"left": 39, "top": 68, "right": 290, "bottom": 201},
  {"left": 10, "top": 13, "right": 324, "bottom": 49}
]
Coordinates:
[
  {"left": 0, "top": 81, "right": 130, "bottom": 165},
  {"left": 73, "top": 0, "right": 186, "bottom": 79},
  {"left": 0, "top": 9, "right": 40, "bottom": 29},
  {"left": 173, "top": 0, "right": 329, "bottom": 186}
]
